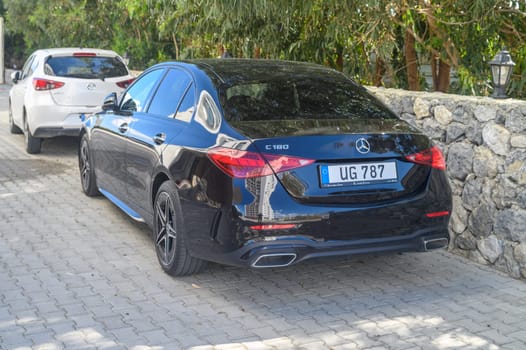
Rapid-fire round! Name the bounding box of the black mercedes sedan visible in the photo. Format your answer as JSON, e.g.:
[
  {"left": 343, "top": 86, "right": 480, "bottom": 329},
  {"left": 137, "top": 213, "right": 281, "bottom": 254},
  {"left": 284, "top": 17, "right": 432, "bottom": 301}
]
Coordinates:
[{"left": 78, "top": 59, "right": 452, "bottom": 276}]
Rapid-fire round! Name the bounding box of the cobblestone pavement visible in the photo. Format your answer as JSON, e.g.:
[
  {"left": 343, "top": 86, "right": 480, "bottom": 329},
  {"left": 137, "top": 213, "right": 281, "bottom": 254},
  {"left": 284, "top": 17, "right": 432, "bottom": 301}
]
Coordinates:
[{"left": 1, "top": 84, "right": 526, "bottom": 350}]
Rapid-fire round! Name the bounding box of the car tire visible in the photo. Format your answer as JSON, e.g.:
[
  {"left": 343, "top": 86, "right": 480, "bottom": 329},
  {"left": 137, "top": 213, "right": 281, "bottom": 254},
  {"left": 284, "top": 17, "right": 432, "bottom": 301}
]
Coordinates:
[
  {"left": 24, "top": 117, "right": 42, "bottom": 154},
  {"left": 154, "top": 181, "right": 206, "bottom": 276},
  {"left": 9, "top": 102, "right": 23, "bottom": 134},
  {"left": 79, "top": 133, "right": 100, "bottom": 197}
]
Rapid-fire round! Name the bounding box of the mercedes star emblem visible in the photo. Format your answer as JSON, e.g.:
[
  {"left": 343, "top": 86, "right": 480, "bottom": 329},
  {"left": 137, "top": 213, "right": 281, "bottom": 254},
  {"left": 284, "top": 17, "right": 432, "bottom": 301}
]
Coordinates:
[{"left": 355, "top": 137, "right": 371, "bottom": 154}]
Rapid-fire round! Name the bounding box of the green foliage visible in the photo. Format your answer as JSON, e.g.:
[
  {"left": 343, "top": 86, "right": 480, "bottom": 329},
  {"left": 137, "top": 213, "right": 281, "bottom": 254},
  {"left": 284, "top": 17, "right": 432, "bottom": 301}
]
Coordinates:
[
  {"left": 508, "top": 45, "right": 526, "bottom": 99},
  {"left": 3, "top": 0, "right": 525, "bottom": 98}
]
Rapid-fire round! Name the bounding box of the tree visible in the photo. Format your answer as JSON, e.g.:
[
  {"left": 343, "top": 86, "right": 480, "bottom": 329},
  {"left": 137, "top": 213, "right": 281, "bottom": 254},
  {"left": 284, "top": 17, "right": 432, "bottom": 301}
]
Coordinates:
[{"left": 4, "top": 0, "right": 525, "bottom": 98}]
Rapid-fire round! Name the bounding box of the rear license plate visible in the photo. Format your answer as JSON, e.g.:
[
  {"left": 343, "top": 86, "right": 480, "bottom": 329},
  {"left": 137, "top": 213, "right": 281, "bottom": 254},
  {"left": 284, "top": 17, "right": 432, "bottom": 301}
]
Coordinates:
[{"left": 320, "top": 162, "right": 397, "bottom": 187}]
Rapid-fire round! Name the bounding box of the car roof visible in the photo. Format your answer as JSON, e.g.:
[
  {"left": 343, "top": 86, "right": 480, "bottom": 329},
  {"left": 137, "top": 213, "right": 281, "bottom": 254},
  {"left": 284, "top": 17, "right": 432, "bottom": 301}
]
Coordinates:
[
  {"left": 160, "top": 59, "right": 349, "bottom": 86},
  {"left": 32, "top": 48, "right": 121, "bottom": 57}
]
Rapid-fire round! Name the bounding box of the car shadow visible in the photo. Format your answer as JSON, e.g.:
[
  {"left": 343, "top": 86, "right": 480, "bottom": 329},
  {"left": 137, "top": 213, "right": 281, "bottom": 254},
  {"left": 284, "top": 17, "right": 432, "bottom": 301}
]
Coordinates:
[
  {"left": 0, "top": 158, "right": 70, "bottom": 181},
  {"left": 40, "top": 136, "right": 79, "bottom": 157},
  {"left": 181, "top": 248, "right": 501, "bottom": 318},
  {"left": 0, "top": 136, "right": 80, "bottom": 181}
]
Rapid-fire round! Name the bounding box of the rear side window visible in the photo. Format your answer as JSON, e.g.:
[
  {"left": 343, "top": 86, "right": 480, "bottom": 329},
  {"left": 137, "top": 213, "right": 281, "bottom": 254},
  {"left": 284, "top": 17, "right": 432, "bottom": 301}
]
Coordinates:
[
  {"left": 45, "top": 56, "right": 128, "bottom": 79},
  {"left": 195, "top": 91, "right": 221, "bottom": 132},
  {"left": 221, "top": 77, "right": 397, "bottom": 122},
  {"left": 175, "top": 83, "right": 195, "bottom": 122},
  {"left": 21, "top": 55, "right": 37, "bottom": 80}
]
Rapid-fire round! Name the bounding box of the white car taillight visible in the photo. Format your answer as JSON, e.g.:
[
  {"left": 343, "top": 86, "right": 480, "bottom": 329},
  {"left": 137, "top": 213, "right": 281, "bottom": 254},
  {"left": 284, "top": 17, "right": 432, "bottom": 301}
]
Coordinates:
[{"left": 33, "top": 78, "right": 65, "bottom": 91}]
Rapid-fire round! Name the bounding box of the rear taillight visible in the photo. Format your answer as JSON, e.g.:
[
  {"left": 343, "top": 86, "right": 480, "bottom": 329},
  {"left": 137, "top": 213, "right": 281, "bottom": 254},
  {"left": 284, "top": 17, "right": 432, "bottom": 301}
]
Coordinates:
[
  {"left": 405, "top": 146, "right": 446, "bottom": 170},
  {"left": 426, "top": 211, "right": 450, "bottom": 218},
  {"left": 116, "top": 78, "right": 135, "bottom": 89},
  {"left": 33, "top": 78, "right": 65, "bottom": 91},
  {"left": 207, "top": 146, "right": 314, "bottom": 179}
]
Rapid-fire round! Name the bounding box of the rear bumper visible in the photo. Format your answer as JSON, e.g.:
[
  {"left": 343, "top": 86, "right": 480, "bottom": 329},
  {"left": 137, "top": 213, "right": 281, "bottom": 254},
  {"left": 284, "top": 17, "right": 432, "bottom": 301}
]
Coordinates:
[
  {"left": 181, "top": 164, "right": 452, "bottom": 269},
  {"left": 25, "top": 96, "right": 99, "bottom": 136},
  {"left": 33, "top": 126, "right": 81, "bottom": 138},
  {"left": 201, "top": 226, "right": 449, "bottom": 268}
]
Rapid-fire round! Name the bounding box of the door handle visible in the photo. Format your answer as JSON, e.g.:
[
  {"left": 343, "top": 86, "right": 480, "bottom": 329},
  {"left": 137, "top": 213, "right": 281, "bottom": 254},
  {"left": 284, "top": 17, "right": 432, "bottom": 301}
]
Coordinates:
[
  {"left": 118, "top": 123, "right": 128, "bottom": 133},
  {"left": 153, "top": 133, "right": 166, "bottom": 145}
]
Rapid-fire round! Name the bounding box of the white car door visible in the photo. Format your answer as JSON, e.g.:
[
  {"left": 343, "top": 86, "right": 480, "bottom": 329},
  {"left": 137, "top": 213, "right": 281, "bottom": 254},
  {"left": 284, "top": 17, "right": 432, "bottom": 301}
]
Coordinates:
[{"left": 10, "top": 54, "right": 37, "bottom": 127}]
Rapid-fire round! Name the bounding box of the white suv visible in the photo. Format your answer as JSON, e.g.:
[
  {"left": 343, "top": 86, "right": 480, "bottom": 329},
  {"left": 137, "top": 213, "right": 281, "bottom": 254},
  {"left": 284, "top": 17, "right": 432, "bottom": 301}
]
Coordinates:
[{"left": 9, "top": 48, "right": 134, "bottom": 153}]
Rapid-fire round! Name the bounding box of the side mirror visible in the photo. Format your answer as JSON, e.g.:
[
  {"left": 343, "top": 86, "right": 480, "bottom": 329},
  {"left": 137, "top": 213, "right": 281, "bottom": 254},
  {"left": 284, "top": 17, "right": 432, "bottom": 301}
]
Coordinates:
[
  {"left": 102, "top": 92, "right": 118, "bottom": 111},
  {"left": 10, "top": 71, "right": 21, "bottom": 84}
]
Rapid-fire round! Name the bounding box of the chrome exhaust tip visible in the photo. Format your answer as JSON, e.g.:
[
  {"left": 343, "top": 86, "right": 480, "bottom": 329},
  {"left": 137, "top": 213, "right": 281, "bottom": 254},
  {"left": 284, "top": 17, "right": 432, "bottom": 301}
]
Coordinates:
[
  {"left": 423, "top": 238, "right": 449, "bottom": 251},
  {"left": 251, "top": 253, "right": 297, "bottom": 268}
]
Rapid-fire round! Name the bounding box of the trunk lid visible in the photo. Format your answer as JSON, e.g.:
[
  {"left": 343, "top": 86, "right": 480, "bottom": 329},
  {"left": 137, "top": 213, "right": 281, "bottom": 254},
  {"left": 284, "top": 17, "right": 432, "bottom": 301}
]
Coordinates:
[
  {"left": 49, "top": 77, "right": 127, "bottom": 107},
  {"left": 233, "top": 119, "right": 433, "bottom": 204}
]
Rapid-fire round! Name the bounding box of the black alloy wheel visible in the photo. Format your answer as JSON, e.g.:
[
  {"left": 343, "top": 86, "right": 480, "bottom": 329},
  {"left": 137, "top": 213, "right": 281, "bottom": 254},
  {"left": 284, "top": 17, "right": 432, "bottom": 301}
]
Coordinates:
[
  {"left": 79, "top": 134, "right": 99, "bottom": 196},
  {"left": 154, "top": 181, "right": 205, "bottom": 276}
]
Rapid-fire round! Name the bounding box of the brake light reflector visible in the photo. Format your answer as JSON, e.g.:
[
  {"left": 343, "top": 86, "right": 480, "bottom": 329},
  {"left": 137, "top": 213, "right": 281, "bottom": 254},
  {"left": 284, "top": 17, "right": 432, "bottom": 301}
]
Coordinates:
[
  {"left": 405, "top": 146, "right": 446, "bottom": 170},
  {"left": 208, "top": 146, "right": 314, "bottom": 178},
  {"left": 33, "top": 78, "right": 65, "bottom": 91},
  {"left": 426, "top": 211, "right": 450, "bottom": 218},
  {"left": 73, "top": 52, "right": 97, "bottom": 57},
  {"left": 116, "top": 78, "right": 135, "bottom": 89}
]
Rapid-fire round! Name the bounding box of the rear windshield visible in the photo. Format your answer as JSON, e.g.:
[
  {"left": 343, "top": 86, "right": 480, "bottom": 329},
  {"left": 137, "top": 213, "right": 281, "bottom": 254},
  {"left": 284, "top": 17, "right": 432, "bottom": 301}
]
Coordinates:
[
  {"left": 44, "top": 56, "right": 128, "bottom": 79},
  {"left": 220, "top": 77, "right": 397, "bottom": 122}
]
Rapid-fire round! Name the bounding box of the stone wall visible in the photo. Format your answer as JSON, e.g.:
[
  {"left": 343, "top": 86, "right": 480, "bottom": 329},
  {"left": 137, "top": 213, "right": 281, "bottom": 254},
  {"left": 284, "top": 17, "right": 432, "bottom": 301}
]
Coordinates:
[{"left": 368, "top": 87, "right": 526, "bottom": 279}]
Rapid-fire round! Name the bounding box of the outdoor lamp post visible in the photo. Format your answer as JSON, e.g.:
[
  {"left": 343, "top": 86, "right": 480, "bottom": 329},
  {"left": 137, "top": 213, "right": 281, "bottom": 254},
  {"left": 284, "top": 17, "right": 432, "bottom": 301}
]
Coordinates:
[{"left": 489, "top": 49, "right": 515, "bottom": 99}]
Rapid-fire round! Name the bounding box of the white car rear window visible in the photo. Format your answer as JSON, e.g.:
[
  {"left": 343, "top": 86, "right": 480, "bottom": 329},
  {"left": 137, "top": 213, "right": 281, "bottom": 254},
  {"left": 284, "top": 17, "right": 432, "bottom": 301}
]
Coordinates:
[{"left": 45, "top": 56, "right": 128, "bottom": 79}]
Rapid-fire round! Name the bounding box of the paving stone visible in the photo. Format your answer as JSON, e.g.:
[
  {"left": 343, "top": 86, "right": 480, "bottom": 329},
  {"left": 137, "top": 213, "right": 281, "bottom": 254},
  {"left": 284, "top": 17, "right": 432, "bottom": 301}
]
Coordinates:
[
  {"left": 33, "top": 342, "right": 66, "bottom": 350},
  {"left": 297, "top": 340, "right": 330, "bottom": 350},
  {"left": 331, "top": 343, "right": 360, "bottom": 350},
  {"left": 501, "top": 341, "right": 526, "bottom": 350},
  {"left": 96, "top": 316, "right": 128, "bottom": 330},
  {"left": 69, "top": 314, "right": 98, "bottom": 329},
  {"left": 137, "top": 329, "right": 169, "bottom": 344},
  {"left": 476, "top": 328, "right": 515, "bottom": 345},
  {"left": 239, "top": 340, "right": 273, "bottom": 350},
  {"left": 0, "top": 327, "right": 33, "bottom": 348},
  {"left": 1, "top": 89, "right": 526, "bottom": 350}
]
